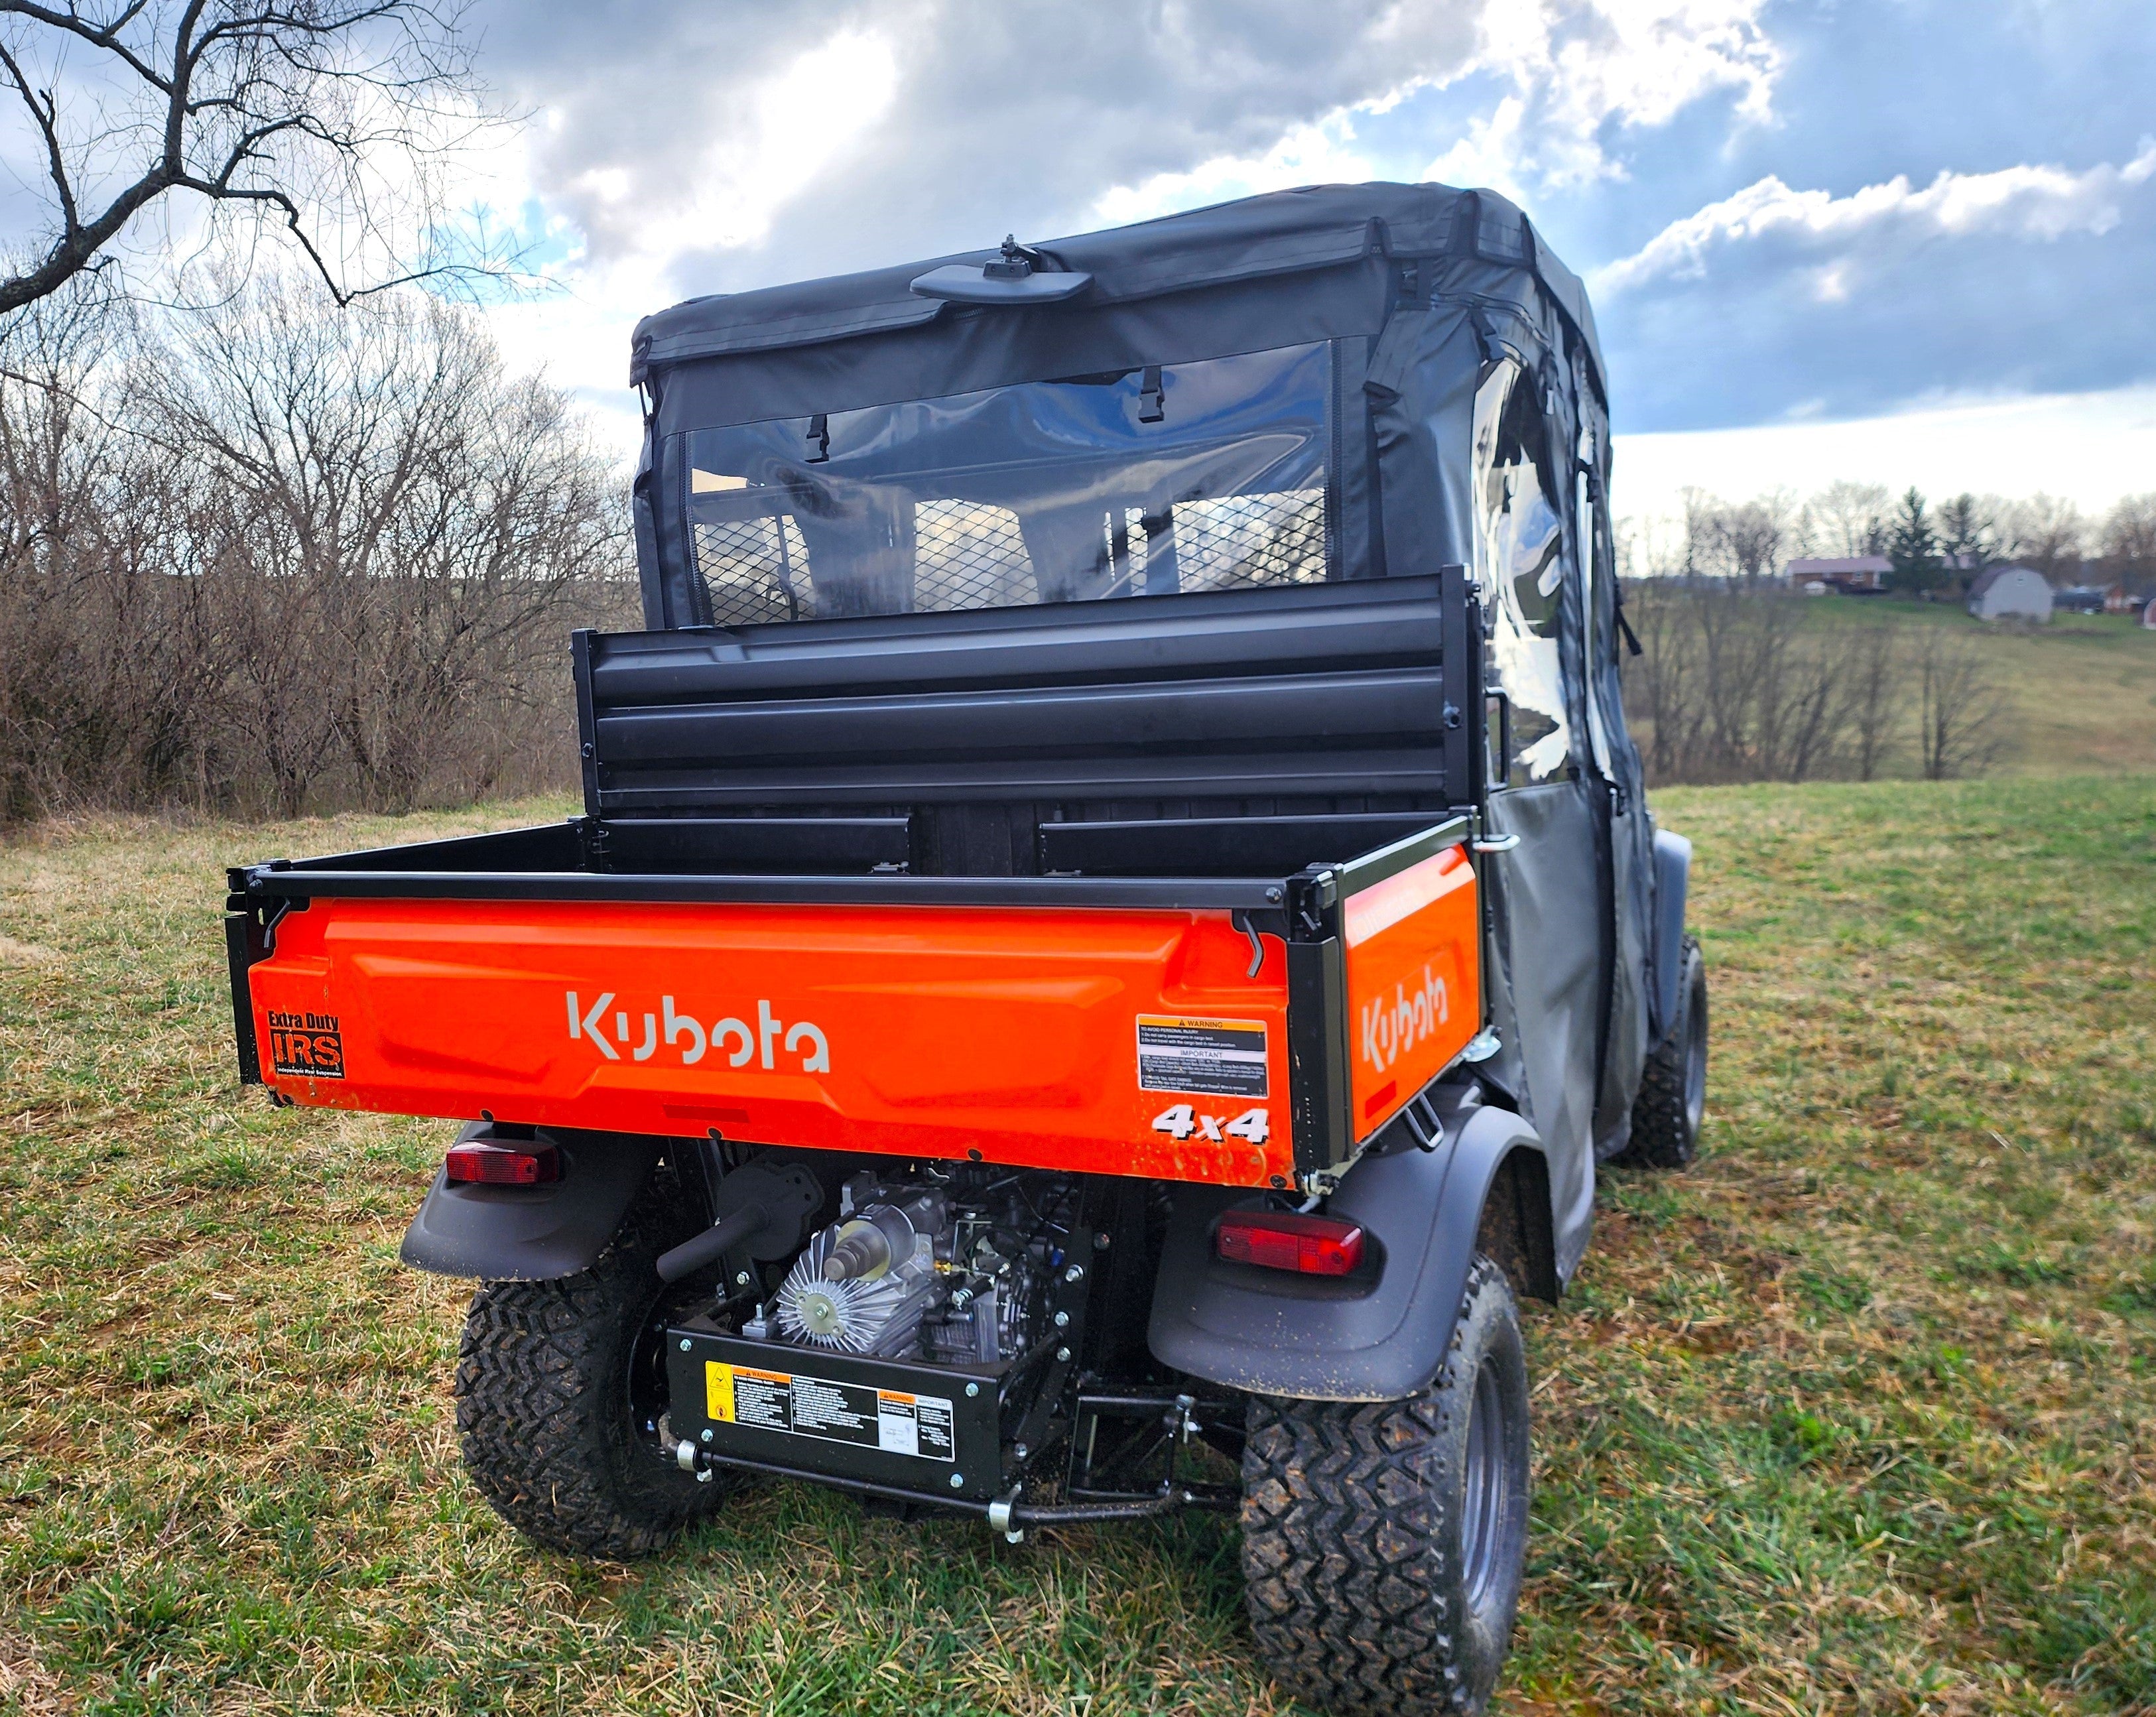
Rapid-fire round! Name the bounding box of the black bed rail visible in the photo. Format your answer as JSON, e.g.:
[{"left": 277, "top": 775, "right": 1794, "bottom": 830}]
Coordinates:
[{"left": 231, "top": 861, "right": 1292, "bottom": 913}]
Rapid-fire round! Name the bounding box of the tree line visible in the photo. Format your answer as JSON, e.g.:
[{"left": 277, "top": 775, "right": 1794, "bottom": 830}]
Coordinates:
[
  {"left": 4, "top": 300, "right": 2124, "bottom": 822},
  {"left": 1610, "top": 485, "right": 2082, "bottom": 787},
  {"left": 0, "top": 277, "right": 633, "bottom": 825},
  {"left": 1643, "top": 479, "right": 2156, "bottom": 597}
]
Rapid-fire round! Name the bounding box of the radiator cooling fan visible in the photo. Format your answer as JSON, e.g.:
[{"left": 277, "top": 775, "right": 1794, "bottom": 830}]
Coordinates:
[{"left": 774, "top": 1206, "right": 940, "bottom": 1355}]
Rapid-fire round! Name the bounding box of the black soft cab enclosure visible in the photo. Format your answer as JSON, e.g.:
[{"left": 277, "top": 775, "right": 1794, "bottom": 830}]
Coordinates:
[{"left": 617, "top": 180, "right": 1677, "bottom": 1247}]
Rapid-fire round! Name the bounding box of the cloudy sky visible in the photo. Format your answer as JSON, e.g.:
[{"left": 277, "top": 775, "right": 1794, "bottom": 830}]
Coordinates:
[{"left": 18, "top": 1, "right": 2155, "bottom": 521}]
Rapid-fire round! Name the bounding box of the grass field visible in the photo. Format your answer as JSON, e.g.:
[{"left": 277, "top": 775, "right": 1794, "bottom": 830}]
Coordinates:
[
  {"left": 2, "top": 779, "right": 2153, "bottom": 1716},
  {"left": 1794, "top": 602, "right": 2156, "bottom": 778}
]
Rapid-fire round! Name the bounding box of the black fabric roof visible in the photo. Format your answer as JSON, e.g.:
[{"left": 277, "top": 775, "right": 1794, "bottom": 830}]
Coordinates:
[{"left": 630, "top": 181, "right": 1603, "bottom": 394}]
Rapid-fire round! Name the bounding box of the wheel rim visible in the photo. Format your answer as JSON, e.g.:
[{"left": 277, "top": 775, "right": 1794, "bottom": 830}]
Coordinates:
[
  {"left": 1460, "top": 1358, "right": 1509, "bottom": 1611},
  {"left": 1682, "top": 984, "right": 1708, "bottom": 1139}
]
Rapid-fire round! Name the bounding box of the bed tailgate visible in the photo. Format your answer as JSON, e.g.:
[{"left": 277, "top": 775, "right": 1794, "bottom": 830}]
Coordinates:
[
  {"left": 228, "top": 814, "right": 1484, "bottom": 1188},
  {"left": 237, "top": 897, "right": 1299, "bottom": 1186}
]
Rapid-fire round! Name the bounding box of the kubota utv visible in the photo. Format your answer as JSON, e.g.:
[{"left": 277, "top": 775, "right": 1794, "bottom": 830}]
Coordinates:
[{"left": 226, "top": 182, "right": 1706, "bottom": 1716}]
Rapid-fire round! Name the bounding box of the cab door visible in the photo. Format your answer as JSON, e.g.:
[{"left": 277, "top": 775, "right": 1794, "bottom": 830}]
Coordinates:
[{"left": 1468, "top": 359, "right": 1612, "bottom": 1281}]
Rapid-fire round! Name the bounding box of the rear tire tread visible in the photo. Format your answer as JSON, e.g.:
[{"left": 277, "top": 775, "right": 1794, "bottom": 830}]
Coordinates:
[
  {"left": 1241, "top": 1255, "right": 1527, "bottom": 1716},
  {"left": 454, "top": 1175, "right": 722, "bottom": 1558}
]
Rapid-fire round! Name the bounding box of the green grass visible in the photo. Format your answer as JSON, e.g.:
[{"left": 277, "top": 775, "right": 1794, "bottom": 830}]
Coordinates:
[{"left": 2, "top": 781, "right": 2153, "bottom": 1714}]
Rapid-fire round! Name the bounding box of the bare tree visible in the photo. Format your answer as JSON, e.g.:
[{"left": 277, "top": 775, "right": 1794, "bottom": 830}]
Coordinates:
[
  {"left": 1799, "top": 479, "right": 1891, "bottom": 559},
  {"left": 1614, "top": 484, "right": 2029, "bottom": 789},
  {"left": 145, "top": 271, "right": 629, "bottom": 812},
  {"left": 0, "top": 270, "right": 630, "bottom": 824},
  {"left": 1617, "top": 572, "right": 1700, "bottom": 783},
  {"left": 2098, "top": 493, "right": 2156, "bottom": 589},
  {"left": 0, "top": 279, "right": 210, "bottom": 816},
  {"left": 1994, "top": 493, "right": 2087, "bottom": 581},
  {"left": 1837, "top": 624, "right": 1902, "bottom": 782},
  {"left": 1913, "top": 628, "right": 2004, "bottom": 781},
  {"left": 0, "top": 1, "right": 497, "bottom": 314},
  {"left": 1621, "top": 501, "right": 1858, "bottom": 785},
  {"left": 1686, "top": 487, "right": 1797, "bottom": 583}
]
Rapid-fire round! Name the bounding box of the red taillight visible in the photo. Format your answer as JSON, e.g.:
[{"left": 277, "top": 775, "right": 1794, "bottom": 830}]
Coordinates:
[
  {"left": 445, "top": 1140, "right": 559, "bottom": 1186},
  {"left": 1216, "top": 1210, "right": 1366, "bottom": 1276}
]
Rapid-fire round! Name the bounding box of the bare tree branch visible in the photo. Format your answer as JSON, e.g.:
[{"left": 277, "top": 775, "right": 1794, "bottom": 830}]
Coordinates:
[{"left": 0, "top": 0, "right": 505, "bottom": 314}]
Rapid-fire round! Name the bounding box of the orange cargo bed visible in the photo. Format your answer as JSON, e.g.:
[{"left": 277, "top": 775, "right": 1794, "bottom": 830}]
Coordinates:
[{"left": 229, "top": 818, "right": 1481, "bottom": 1190}]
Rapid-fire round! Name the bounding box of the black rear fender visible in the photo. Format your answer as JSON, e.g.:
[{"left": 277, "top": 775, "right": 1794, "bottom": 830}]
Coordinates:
[
  {"left": 399, "top": 1126, "right": 663, "bottom": 1281},
  {"left": 1147, "top": 1096, "right": 1554, "bottom": 1402},
  {"left": 1651, "top": 828, "right": 1693, "bottom": 1046}
]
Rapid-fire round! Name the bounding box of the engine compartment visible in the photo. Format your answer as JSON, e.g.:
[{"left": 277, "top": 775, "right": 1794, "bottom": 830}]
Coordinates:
[
  {"left": 737, "top": 1166, "right": 1076, "bottom": 1371},
  {"left": 659, "top": 1157, "right": 1135, "bottom": 1507}
]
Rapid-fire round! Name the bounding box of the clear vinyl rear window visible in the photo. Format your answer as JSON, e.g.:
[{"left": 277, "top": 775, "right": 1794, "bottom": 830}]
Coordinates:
[{"left": 679, "top": 342, "right": 1334, "bottom": 624}]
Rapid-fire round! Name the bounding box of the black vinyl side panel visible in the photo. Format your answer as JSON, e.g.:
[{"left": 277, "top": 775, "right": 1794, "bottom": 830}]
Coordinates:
[{"left": 1482, "top": 781, "right": 1604, "bottom": 1282}]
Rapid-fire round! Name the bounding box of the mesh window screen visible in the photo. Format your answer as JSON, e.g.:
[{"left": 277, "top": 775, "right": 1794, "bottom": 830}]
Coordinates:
[
  {"left": 913, "top": 500, "right": 1037, "bottom": 611},
  {"left": 690, "top": 493, "right": 1328, "bottom": 617},
  {"left": 1166, "top": 489, "right": 1328, "bottom": 592},
  {"left": 692, "top": 513, "right": 813, "bottom": 624}
]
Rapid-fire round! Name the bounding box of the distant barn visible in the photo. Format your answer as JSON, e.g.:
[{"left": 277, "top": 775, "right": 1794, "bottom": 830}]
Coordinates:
[{"left": 1965, "top": 564, "right": 2054, "bottom": 622}]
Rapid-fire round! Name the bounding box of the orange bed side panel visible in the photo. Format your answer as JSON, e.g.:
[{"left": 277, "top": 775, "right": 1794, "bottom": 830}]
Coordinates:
[
  {"left": 248, "top": 899, "right": 1294, "bottom": 1187},
  {"left": 1341, "top": 846, "right": 1481, "bottom": 1140}
]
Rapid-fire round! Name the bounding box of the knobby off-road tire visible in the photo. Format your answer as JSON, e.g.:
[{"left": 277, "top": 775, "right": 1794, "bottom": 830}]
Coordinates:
[
  {"left": 1627, "top": 932, "right": 1708, "bottom": 1170},
  {"left": 455, "top": 1173, "right": 725, "bottom": 1558},
  {"left": 1241, "top": 1255, "right": 1532, "bottom": 1717}
]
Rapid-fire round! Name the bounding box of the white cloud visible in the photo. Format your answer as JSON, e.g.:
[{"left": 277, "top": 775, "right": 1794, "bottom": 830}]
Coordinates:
[
  {"left": 1090, "top": 1, "right": 1780, "bottom": 228},
  {"left": 1425, "top": 0, "right": 1778, "bottom": 190},
  {"left": 563, "top": 30, "right": 900, "bottom": 266},
  {"left": 1614, "top": 383, "right": 2156, "bottom": 528},
  {"left": 1090, "top": 114, "right": 1379, "bottom": 227},
  {"left": 1596, "top": 139, "right": 2156, "bottom": 294},
  {"left": 431, "top": 0, "right": 2151, "bottom": 452},
  {"left": 1423, "top": 95, "right": 1533, "bottom": 202}
]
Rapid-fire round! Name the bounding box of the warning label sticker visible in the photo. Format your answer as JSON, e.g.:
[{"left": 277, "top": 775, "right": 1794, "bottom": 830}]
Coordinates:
[
  {"left": 705, "top": 1361, "right": 956, "bottom": 1462},
  {"left": 1136, "top": 1015, "right": 1269, "bottom": 1098}
]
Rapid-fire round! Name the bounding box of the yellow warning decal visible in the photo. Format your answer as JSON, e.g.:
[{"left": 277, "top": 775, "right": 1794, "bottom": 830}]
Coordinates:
[
  {"left": 707, "top": 1361, "right": 789, "bottom": 1423},
  {"left": 1135, "top": 1014, "right": 1269, "bottom": 1099}
]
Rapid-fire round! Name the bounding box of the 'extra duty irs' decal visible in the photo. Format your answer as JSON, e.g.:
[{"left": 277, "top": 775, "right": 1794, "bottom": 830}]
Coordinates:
[{"left": 267, "top": 1010, "right": 344, "bottom": 1078}]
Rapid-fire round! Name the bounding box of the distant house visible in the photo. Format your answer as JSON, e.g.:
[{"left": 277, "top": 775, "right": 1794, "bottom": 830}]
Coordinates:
[
  {"left": 1966, "top": 564, "right": 2054, "bottom": 621},
  {"left": 1787, "top": 555, "right": 1891, "bottom": 593}
]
